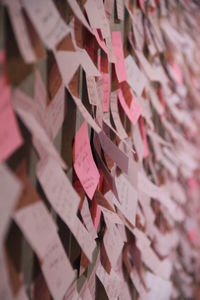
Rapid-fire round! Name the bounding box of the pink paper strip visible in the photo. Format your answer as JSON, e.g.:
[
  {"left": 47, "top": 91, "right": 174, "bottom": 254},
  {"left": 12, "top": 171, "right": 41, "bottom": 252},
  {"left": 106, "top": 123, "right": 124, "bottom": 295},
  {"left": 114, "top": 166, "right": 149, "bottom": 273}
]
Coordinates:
[
  {"left": 118, "top": 88, "right": 141, "bottom": 125},
  {"left": 0, "top": 78, "right": 23, "bottom": 163},
  {"left": 74, "top": 121, "right": 100, "bottom": 199},
  {"left": 112, "top": 31, "right": 127, "bottom": 83},
  {"left": 102, "top": 73, "right": 110, "bottom": 112}
]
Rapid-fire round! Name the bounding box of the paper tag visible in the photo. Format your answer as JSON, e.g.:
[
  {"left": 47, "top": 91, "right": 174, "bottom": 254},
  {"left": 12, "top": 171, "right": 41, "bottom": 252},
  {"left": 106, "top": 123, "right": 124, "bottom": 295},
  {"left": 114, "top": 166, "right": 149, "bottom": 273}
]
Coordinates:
[
  {"left": 37, "top": 157, "right": 96, "bottom": 261},
  {"left": 98, "top": 131, "right": 129, "bottom": 174},
  {"left": 114, "top": 174, "right": 138, "bottom": 225},
  {"left": 46, "top": 83, "right": 65, "bottom": 140},
  {"left": 112, "top": 31, "right": 127, "bottom": 83},
  {"left": 100, "top": 206, "right": 123, "bottom": 225},
  {"left": 78, "top": 49, "right": 101, "bottom": 77},
  {"left": 96, "top": 262, "right": 123, "bottom": 300},
  {"left": 132, "top": 123, "right": 144, "bottom": 161},
  {"left": 68, "top": 0, "right": 92, "bottom": 33},
  {"left": 73, "top": 121, "right": 100, "bottom": 199},
  {"left": 13, "top": 89, "right": 66, "bottom": 169},
  {"left": 103, "top": 222, "right": 124, "bottom": 267},
  {"left": 70, "top": 93, "right": 101, "bottom": 133},
  {"left": 14, "top": 201, "right": 58, "bottom": 259},
  {"left": 72, "top": 217, "right": 96, "bottom": 262},
  {"left": 138, "top": 171, "right": 184, "bottom": 222},
  {"left": 116, "top": 0, "right": 124, "bottom": 20},
  {"left": 85, "top": 0, "right": 105, "bottom": 30},
  {"left": 110, "top": 91, "right": 128, "bottom": 140},
  {"left": 37, "top": 157, "right": 80, "bottom": 228},
  {"left": 125, "top": 55, "right": 146, "bottom": 96},
  {"left": 23, "top": 0, "right": 70, "bottom": 49},
  {"left": 34, "top": 69, "right": 47, "bottom": 110},
  {"left": 80, "top": 197, "right": 97, "bottom": 240},
  {"left": 86, "top": 76, "right": 99, "bottom": 106},
  {"left": 34, "top": 71, "right": 65, "bottom": 140},
  {"left": 93, "top": 0, "right": 111, "bottom": 39},
  {"left": 130, "top": 268, "right": 146, "bottom": 298},
  {"left": 7, "top": 0, "right": 36, "bottom": 63},
  {"left": 0, "top": 80, "right": 23, "bottom": 163},
  {"left": 105, "top": 36, "right": 116, "bottom": 63},
  {"left": 41, "top": 236, "right": 75, "bottom": 300},
  {"left": 101, "top": 73, "right": 110, "bottom": 112},
  {"left": 143, "top": 271, "right": 172, "bottom": 300},
  {"left": 118, "top": 88, "right": 141, "bottom": 125},
  {"left": 0, "top": 164, "right": 22, "bottom": 243},
  {"left": 104, "top": 0, "right": 114, "bottom": 19}
]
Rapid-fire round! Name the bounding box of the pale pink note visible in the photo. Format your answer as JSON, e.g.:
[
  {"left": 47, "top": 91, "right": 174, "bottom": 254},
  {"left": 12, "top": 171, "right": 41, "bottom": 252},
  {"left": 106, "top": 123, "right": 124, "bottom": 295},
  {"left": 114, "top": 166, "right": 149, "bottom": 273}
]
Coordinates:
[
  {"left": 69, "top": 92, "right": 101, "bottom": 134},
  {"left": 80, "top": 197, "right": 97, "bottom": 240},
  {"left": 147, "top": 83, "right": 164, "bottom": 115},
  {"left": 132, "top": 123, "right": 144, "bottom": 161},
  {"left": 144, "top": 271, "right": 172, "bottom": 300},
  {"left": 105, "top": 35, "right": 116, "bottom": 63},
  {"left": 86, "top": 75, "right": 99, "bottom": 106},
  {"left": 37, "top": 157, "right": 96, "bottom": 261},
  {"left": 96, "top": 262, "right": 123, "bottom": 299},
  {"left": 118, "top": 88, "right": 141, "bottom": 125},
  {"left": 37, "top": 157, "right": 80, "bottom": 228},
  {"left": 100, "top": 205, "right": 123, "bottom": 225},
  {"left": 139, "top": 117, "right": 149, "bottom": 158},
  {"left": 133, "top": 229, "right": 172, "bottom": 280},
  {"left": 55, "top": 51, "right": 80, "bottom": 86},
  {"left": 104, "top": 0, "right": 114, "bottom": 19},
  {"left": 0, "top": 79, "right": 23, "bottom": 163},
  {"left": 74, "top": 121, "right": 100, "bottom": 199},
  {"left": 136, "top": 50, "right": 167, "bottom": 84},
  {"left": 78, "top": 49, "right": 101, "bottom": 77},
  {"left": 138, "top": 171, "right": 184, "bottom": 222},
  {"left": 7, "top": 0, "right": 36, "bottom": 63},
  {"left": 116, "top": 0, "right": 124, "bottom": 20},
  {"left": 13, "top": 89, "right": 66, "bottom": 169},
  {"left": 85, "top": 0, "right": 104, "bottom": 30},
  {"left": 14, "top": 202, "right": 58, "bottom": 260},
  {"left": 72, "top": 217, "right": 96, "bottom": 262},
  {"left": 0, "top": 164, "right": 22, "bottom": 243},
  {"left": 103, "top": 222, "right": 124, "bottom": 267},
  {"left": 112, "top": 31, "right": 127, "bottom": 83},
  {"left": 125, "top": 54, "right": 146, "bottom": 96},
  {"left": 130, "top": 268, "right": 146, "bottom": 298},
  {"left": 68, "top": 0, "right": 92, "bottom": 33},
  {"left": 34, "top": 69, "right": 47, "bottom": 110},
  {"left": 93, "top": 0, "right": 111, "bottom": 39},
  {"left": 96, "top": 78, "right": 104, "bottom": 127},
  {"left": 55, "top": 50, "right": 100, "bottom": 87},
  {"left": 33, "top": 70, "right": 50, "bottom": 137},
  {"left": 114, "top": 174, "right": 138, "bottom": 226},
  {"left": 98, "top": 130, "right": 129, "bottom": 174},
  {"left": 23, "top": 0, "right": 70, "bottom": 49},
  {"left": 102, "top": 73, "right": 110, "bottom": 112},
  {"left": 46, "top": 84, "right": 65, "bottom": 140},
  {"left": 87, "top": 265, "right": 97, "bottom": 298},
  {"left": 81, "top": 286, "right": 93, "bottom": 300},
  {"left": 41, "top": 236, "right": 75, "bottom": 300},
  {"left": 110, "top": 91, "right": 128, "bottom": 140},
  {"left": 119, "top": 281, "right": 132, "bottom": 300},
  {"left": 63, "top": 281, "right": 79, "bottom": 300}
]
